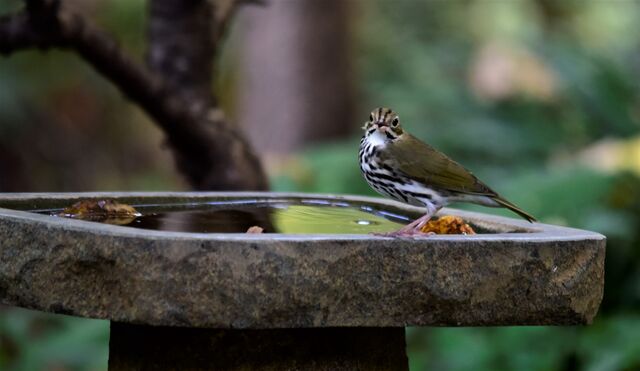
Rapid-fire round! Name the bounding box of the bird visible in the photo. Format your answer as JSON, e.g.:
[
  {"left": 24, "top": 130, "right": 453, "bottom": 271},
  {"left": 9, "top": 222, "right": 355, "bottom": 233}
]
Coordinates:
[{"left": 359, "top": 107, "right": 536, "bottom": 236}]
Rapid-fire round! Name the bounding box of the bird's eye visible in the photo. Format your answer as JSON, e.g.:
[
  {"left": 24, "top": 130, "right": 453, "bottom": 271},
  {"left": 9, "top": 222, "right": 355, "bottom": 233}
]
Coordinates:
[
  {"left": 391, "top": 118, "right": 399, "bottom": 126},
  {"left": 369, "top": 114, "right": 374, "bottom": 121}
]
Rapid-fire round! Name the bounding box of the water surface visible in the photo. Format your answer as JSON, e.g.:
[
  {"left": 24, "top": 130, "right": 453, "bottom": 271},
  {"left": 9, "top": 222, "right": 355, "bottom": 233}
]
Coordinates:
[{"left": 38, "top": 199, "right": 410, "bottom": 234}]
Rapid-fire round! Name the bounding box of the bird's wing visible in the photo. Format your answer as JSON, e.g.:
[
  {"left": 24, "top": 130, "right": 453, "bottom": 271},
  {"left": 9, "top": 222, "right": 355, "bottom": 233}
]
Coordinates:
[{"left": 381, "top": 133, "right": 497, "bottom": 196}]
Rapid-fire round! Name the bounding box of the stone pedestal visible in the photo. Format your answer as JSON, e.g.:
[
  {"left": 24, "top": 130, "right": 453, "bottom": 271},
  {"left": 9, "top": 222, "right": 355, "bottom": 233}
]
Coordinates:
[{"left": 108, "top": 324, "right": 407, "bottom": 371}]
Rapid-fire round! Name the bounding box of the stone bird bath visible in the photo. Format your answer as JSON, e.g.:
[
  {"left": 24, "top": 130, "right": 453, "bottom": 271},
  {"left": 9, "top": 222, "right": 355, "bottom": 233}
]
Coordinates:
[{"left": 0, "top": 192, "right": 605, "bottom": 370}]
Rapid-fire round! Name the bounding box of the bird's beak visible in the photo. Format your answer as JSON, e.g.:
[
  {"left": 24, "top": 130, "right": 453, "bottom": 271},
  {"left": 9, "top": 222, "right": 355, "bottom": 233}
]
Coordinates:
[{"left": 376, "top": 124, "right": 389, "bottom": 133}]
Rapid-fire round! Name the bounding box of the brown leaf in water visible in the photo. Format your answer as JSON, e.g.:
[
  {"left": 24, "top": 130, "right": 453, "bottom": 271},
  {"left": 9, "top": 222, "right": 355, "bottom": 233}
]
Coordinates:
[
  {"left": 420, "top": 215, "right": 476, "bottom": 235},
  {"left": 59, "top": 199, "right": 141, "bottom": 225},
  {"left": 246, "top": 226, "right": 264, "bottom": 234}
]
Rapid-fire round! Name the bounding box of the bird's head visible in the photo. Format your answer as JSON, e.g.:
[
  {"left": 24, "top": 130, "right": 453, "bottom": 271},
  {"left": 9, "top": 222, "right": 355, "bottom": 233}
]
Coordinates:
[{"left": 362, "top": 107, "right": 404, "bottom": 142}]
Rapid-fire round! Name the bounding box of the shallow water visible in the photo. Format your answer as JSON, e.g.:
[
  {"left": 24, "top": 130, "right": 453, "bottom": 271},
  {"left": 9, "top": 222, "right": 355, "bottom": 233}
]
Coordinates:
[{"left": 39, "top": 199, "right": 410, "bottom": 234}]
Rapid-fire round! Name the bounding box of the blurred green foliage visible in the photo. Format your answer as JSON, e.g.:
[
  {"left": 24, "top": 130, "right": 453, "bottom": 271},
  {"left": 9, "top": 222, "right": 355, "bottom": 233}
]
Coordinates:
[
  {"left": 2, "top": 0, "right": 640, "bottom": 370},
  {"left": 0, "top": 307, "right": 108, "bottom": 371}
]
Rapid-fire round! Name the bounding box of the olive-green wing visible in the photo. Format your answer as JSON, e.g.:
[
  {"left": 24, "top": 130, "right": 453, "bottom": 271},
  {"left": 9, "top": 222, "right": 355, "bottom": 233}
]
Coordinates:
[{"left": 381, "top": 133, "right": 496, "bottom": 196}]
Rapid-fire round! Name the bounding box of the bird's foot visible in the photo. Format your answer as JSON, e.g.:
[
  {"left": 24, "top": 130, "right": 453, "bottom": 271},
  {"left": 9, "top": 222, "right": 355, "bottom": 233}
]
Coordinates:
[{"left": 372, "top": 209, "right": 438, "bottom": 238}]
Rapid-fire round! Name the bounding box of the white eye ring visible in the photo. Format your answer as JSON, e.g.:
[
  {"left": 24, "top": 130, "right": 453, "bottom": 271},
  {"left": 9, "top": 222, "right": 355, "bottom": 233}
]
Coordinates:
[{"left": 391, "top": 118, "right": 399, "bottom": 126}]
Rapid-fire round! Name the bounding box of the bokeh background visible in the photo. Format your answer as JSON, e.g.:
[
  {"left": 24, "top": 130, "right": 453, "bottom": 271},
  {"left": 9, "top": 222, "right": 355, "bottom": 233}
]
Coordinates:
[{"left": 2, "top": 0, "right": 640, "bottom": 370}]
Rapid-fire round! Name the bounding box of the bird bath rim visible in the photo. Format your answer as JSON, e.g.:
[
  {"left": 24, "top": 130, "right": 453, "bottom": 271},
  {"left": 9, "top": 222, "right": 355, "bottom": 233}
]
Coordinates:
[{"left": 0, "top": 191, "right": 602, "bottom": 242}]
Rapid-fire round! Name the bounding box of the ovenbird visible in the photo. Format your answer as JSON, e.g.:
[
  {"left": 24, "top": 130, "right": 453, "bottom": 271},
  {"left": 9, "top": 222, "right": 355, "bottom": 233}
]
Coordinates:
[{"left": 359, "top": 107, "right": 535, "bottom": 236}]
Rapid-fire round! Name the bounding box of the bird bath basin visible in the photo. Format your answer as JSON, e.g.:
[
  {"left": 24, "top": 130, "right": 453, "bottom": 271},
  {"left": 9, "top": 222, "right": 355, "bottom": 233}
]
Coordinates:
[{"left": 0, "top": 192, "right": 605, "bottom": 370}]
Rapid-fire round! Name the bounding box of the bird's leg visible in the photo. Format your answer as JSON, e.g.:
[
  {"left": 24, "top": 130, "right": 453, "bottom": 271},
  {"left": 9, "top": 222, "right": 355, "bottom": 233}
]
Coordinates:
[{"left": 375, "top": 203, "right": 439, "bottom": 237}]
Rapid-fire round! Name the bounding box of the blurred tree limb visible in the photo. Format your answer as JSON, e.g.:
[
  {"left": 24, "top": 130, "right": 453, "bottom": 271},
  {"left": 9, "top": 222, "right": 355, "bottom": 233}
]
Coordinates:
[{"left": 0, "top": 0, "right": 268, "bottom": 191}]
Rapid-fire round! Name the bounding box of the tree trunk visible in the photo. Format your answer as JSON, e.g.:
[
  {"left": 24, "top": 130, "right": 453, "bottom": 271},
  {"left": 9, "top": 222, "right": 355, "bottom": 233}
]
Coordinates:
[{"left": 147, "top": 0, "right": 268, "bottom": 190}]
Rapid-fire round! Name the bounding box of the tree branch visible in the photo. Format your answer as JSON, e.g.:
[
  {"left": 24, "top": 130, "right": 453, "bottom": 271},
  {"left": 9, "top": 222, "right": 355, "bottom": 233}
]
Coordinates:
[
  {"left": 0, "top": 0, "right": 268, "bottom": 191},
  {"left": 0, "top": 12, "right": 42, "bottom": 51},
  {"left": 148, "top": 0, "right": 215, "bottom": 110}
]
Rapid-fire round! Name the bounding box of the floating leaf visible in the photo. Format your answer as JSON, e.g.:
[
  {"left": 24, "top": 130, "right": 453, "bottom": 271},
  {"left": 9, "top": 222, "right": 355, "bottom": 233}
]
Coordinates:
[{"left": 58, "top": 199, "right": 141, "bottom": 225}]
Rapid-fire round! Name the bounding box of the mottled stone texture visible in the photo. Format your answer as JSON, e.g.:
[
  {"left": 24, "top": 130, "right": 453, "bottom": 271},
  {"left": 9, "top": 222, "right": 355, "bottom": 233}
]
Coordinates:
[
  {"left": 108, "top": 324, "right": 407, "bottom": 371},
  {"left": 0, "top": 192, "right": 605, "bottom": 327}
]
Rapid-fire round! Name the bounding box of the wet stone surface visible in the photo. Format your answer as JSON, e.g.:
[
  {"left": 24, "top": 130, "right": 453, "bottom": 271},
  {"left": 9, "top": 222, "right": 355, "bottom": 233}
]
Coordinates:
[{"left": 0, "top": 192, "right": 606, "bottom": 328}]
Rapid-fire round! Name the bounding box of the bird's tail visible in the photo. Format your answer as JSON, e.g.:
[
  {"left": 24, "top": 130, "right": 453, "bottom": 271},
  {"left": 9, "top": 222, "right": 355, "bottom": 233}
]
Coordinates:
[{"left": 493, "top": 196, "right": 537, "bottom": 223}]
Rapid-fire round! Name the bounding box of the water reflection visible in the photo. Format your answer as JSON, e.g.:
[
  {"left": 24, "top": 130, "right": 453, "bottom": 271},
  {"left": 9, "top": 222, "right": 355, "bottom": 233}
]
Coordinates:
[{"left": 134, "top": 209, "right": 276, "bottom": 233}]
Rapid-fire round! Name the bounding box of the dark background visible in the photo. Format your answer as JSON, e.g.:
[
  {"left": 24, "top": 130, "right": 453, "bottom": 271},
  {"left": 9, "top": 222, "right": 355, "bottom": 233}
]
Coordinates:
[{"left": 1, "top": 0, "right": 639, "bottom": 370}]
